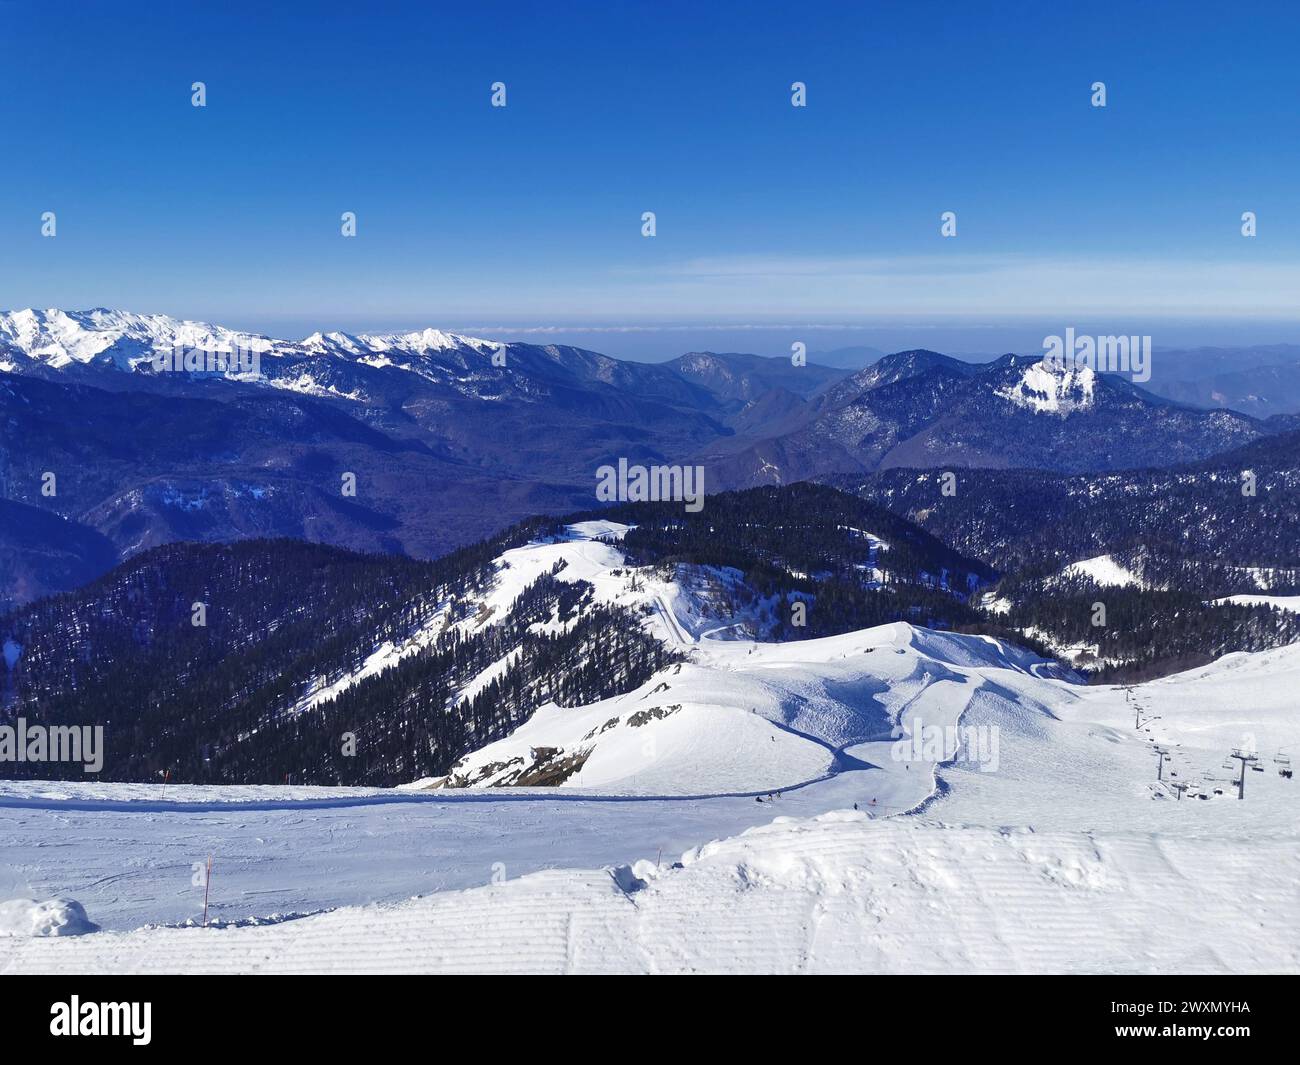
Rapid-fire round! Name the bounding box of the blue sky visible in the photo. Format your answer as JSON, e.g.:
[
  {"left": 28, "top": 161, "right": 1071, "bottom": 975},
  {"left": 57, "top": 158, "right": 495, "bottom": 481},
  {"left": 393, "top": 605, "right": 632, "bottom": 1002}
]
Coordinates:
[{"left": 3, "top": 0, "right": 1299, "bottom": 358}]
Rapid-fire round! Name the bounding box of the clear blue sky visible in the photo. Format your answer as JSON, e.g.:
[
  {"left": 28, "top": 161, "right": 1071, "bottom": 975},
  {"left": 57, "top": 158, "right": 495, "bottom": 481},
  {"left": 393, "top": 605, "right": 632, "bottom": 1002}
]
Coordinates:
[{"left": 3, "top": 0, "right": 1299, "bottom": 358}]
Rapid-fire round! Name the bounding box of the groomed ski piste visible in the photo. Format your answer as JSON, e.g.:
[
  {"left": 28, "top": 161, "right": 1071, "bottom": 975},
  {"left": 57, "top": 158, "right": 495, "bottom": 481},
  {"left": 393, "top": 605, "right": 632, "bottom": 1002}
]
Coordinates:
[{"left": 2, "top": 524, "right": 1297, "bottom": 973}]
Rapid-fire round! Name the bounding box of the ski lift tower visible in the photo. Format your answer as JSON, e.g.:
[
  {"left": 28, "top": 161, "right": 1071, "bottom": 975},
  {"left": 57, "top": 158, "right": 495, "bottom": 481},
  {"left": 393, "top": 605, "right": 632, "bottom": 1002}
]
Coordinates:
[
  {"left": 1125, "top": 686, "right": 1140, "bottom": 728},
  {"left": 1228, "top": 748, "right": 1260, "bottom": 800},
  {"left": 1154, "top": 746, "right": 1171, "bottom": 782}
]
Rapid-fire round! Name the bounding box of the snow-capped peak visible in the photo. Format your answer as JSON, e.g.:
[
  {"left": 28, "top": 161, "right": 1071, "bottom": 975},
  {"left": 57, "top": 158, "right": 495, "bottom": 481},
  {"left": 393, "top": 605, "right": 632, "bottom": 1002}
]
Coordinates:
[
  {"left": 0, "top": 308, "right": 277, "bottom": 371},
  {"left": 300, "top": 330, "right": 367, "bottom": 354},
  {"left": 370, "top": 327, "right": 493, "bottom": 353},
  {"left": 0, "top": 308, "right": 499, "bottom": 376},
  {"left": 994, "top": 357, "right": 1096, "bottom": 415},
  {"left": 299, "top": 326, "right": 494, "bottom": 357}
]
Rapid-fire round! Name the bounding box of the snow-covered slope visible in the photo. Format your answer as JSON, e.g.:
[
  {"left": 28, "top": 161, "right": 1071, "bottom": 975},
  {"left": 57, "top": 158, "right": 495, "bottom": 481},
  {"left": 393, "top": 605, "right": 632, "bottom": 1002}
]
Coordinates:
[
  {"left": 2, "top": 527, "right": 1297, "bottom": 973},
  {"left": 3, "top": 632, "right": 1298, "bottom": 971},
  {"left": 1059, "top": 553, "right": 1143, "bottom": 588},
  {"left": 3, "top": 808, "right": 1293, "bottom": 973},
  {"left": 432, "top": 621, "right": 1063, "bottom": 798},
  {"left": 330, "top": 521, "right": 1056, "bottom": 797}
]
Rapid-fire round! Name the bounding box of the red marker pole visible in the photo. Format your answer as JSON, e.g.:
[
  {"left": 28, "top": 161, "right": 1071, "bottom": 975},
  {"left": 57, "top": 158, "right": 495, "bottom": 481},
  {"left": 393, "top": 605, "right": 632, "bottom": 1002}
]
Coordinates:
[{"left": 202, "top": 855, "right": 213, "bottom": 928}]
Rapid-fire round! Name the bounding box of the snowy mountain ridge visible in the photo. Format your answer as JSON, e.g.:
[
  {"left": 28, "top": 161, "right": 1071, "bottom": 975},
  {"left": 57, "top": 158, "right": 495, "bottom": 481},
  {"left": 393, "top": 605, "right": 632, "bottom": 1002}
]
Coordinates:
[
  {"left": 405, "top": 521, "right": 1064, "bottom": 795},
  {"left": 0, "top": 307, "right": 496, "bottom": 378}
]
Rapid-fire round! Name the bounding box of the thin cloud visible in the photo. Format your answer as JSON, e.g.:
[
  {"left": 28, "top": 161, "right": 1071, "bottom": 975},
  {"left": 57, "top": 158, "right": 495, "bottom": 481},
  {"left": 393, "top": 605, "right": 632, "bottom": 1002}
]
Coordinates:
[{"left": 601, "top": 253, "right": 1300, "bottom": 318}]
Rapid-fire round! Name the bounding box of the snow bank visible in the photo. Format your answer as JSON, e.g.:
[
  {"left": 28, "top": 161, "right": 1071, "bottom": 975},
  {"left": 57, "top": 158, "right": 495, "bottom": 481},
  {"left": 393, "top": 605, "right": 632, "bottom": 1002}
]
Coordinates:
[
  {"left": 0, "top": 898, "right": 98, "bottom": 938},
  {"left": 2, "top": 813, "right": 1293, "bottom": 973}
]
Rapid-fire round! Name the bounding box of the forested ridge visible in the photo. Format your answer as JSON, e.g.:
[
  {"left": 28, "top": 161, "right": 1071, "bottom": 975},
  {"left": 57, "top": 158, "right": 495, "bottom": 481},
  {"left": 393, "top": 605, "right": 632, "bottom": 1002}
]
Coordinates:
[
  {"left": 844, "top": 429, "right": 1300, "bottom": 590},
  {"left": 578, "top": 483, "right": 1003, "bottom": 639},
  {"left": 0, "top": 523, "right": 673, "bottom": 785}
]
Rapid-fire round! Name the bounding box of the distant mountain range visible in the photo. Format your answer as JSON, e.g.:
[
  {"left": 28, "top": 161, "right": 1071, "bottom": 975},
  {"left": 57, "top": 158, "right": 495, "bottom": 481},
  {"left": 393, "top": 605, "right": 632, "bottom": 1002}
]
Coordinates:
[
  {"left": 2, "top": 308, "right": 1297, "bottom": 607},
  {"left": 699, "top": 349, "right": 1269, "bottom": 486},
  {"left": 806, "top": 344, "right": 890, "bottom": 369},
  {"left": 1137, "top": 344, "right": 1300, "bottom": 417}
]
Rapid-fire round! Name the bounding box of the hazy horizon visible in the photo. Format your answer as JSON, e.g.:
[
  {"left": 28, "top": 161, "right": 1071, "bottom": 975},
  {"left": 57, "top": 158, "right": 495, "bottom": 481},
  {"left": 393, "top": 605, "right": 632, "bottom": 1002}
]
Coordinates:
[{"left": 10, "top": 306, "right": 1300, "bottom": 364}]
